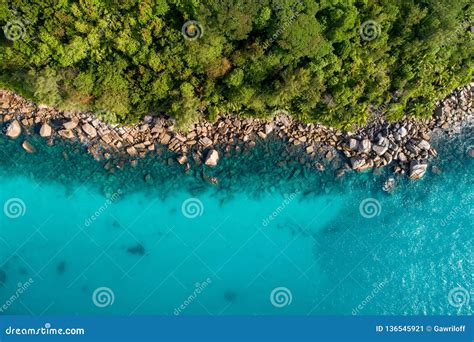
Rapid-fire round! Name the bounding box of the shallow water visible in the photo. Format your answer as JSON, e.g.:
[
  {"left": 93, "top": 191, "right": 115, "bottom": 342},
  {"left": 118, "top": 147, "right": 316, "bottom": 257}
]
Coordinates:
[{"left": 0, "top": 127, "right": 472, "bottom": 315}]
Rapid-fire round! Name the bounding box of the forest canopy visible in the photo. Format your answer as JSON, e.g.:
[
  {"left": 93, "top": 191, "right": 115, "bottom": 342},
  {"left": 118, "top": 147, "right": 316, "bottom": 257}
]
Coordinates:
[{"left": 0, "top": 0, "right": 472, "bottom": 129}]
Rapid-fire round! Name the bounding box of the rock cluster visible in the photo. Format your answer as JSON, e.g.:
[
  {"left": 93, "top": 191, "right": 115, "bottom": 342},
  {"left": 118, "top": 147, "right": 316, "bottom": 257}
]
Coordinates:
[
  {"left": 0, "top": 82, "right": 472, "bottom": 180},
  {"left": 338, "top": 84, "right": 472, "bottom": 178}
]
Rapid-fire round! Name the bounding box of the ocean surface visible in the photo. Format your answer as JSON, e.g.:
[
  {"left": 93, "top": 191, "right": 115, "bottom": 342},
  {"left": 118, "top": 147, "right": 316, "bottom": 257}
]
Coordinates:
[{"left": 0, "top": 126, "right": 472, "bottom": 316}]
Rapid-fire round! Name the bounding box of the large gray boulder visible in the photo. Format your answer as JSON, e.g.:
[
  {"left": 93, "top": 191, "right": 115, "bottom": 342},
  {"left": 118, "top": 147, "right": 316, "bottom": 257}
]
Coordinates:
[
  {"left": 418, "top": 140, "right": 431, "bottom": 150},
  {"left": 409, "top": 161, "right": 428, "bottom": 180},
  {"left": 358, "top": 139, "right": 372, "bottom": 153},
  {"left": 372, "top": 143, "right": 388, "bottom": 156},
  {"left": 348, "top": 138, "right": 359, "bottom": 151}
]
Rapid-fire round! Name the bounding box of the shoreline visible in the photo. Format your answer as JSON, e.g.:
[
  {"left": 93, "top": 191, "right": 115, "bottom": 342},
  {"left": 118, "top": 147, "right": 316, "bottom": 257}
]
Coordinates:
[{"left": 1, "top": 84, "right": 472, "bottom": 181}]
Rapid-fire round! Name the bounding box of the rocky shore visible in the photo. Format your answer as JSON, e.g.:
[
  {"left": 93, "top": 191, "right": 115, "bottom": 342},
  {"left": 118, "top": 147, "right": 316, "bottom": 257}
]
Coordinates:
[{"left": 1, "top": 83, "right": 472, "bottom": 181}]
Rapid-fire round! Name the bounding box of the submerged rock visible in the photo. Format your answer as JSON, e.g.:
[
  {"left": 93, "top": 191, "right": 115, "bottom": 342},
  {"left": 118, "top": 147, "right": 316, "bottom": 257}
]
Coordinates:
[
  {"left": 127, "top": 243, "right": 145, "bottom": 256},
  {"left": 350, "top": 157, "right": 366, "bottom": 170},
  {"left": 335, "top": 168, "right": 345, "bottom": 178},
  {"left": 382, "top": 177, "right": 396, "bottom": 192},
  {"left": 468, "top": 147, "right": 474, "bottom": 158},
  {"left": 57, "top": 261, "right": 66, "bottom": 275},
  {"left": 224, "top": 291, "right": 237, "bottom": 302},
  {"left": 350, "top": 157, "right": 373, "bottom": 172},
  {"left": 202, "top": 172, "right": 219, "bottom": 185},
  {"left": 432, "top": 165, "right": 442, "bottom": 174},
  {"left": 144, "top": 174, "right": 153, "bottom": 183},
  {"left": 22, "top": 140, "right": 36, "bottom": 153},
  {"left": 315, "top": 162, "right": 325, "bottom": 172},
  {"left": 177, "top": 155, "right": 187, "bottom": 165}
]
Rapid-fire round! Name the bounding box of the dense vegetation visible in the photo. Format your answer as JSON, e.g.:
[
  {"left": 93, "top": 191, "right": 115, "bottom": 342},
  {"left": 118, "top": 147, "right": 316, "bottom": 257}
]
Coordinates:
[{"left": 0, "top": 1, "right": 472, "bottom": 129}]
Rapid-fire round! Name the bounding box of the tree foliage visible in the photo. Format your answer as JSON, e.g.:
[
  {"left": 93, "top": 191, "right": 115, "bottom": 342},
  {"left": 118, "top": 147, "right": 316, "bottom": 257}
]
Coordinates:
[{"left": 0, "top": 0, "right": 472, "bottom": 128}]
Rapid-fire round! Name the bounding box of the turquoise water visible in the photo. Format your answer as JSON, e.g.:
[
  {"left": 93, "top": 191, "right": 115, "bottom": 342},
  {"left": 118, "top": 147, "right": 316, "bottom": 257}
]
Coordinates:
[{"left": 0, "top": 128, "right": 472, "bottom": 316}]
